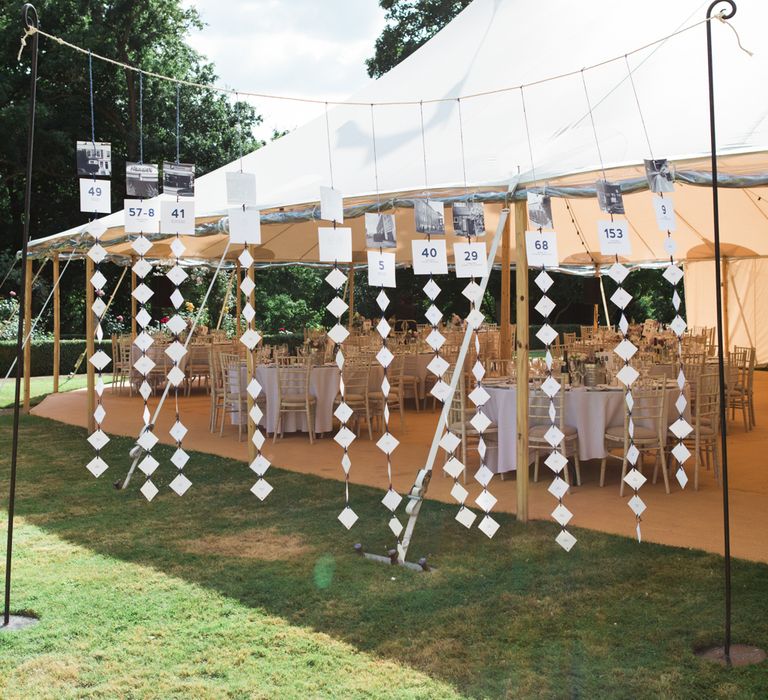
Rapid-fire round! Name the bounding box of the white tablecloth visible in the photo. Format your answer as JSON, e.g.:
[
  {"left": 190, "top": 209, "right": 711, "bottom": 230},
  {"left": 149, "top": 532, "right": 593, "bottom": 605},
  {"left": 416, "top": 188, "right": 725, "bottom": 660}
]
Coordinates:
[
  {"left": 228, "top": 363, "right": 340, "bottom": 434},
  {"left": 483, "top": 384, "right": 684, "bottom": 473}
]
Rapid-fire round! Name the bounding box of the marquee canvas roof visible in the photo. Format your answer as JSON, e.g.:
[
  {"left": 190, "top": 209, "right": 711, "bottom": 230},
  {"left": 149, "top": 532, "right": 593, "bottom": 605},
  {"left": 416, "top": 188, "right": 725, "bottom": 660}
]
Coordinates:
[{"left": 27, "top": 0, "right": 768, "bottom": 267}]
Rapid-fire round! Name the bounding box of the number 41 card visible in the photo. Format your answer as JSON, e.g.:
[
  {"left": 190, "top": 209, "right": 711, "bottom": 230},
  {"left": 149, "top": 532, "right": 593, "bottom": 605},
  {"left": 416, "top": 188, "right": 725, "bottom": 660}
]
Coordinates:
[
  {"left": 161, "top": 200, "right": 195, "bottom": 235},
  {"left": 525, "top": 231, "right": 559, "bottom": 267}
]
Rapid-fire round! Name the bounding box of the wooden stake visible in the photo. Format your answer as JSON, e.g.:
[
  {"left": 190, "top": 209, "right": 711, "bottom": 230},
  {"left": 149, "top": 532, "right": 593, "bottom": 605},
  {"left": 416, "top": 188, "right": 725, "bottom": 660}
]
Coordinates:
[
  {"left": 85, "top": 257, "right": 95, "bottom": 433},
  {"left": 246, "top": 252, "right": 257, "bottom": 463},
  {"left": 500, "top": 211, "right": 512, "bottom": 359},
  {"left": 22, "top": 259, "right": 32, "bottom": 413},
  {"left": 53, "top": 255, "right": 60, "bottom": 393},
  {"left": 130, "top": 261, "right": 137, "bottom": 340},
  {"left": 347, "top": 266, "right": 355, "bottom": 331},
  {"left": 514, "top": 199, "right": 529, "bottom": 523}
]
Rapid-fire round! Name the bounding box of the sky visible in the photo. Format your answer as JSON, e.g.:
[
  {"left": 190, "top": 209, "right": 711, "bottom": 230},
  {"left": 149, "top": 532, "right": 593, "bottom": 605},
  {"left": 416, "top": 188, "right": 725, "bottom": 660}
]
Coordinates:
[{"left": 182, "top": 0, "right": 387, "bottom": 141}]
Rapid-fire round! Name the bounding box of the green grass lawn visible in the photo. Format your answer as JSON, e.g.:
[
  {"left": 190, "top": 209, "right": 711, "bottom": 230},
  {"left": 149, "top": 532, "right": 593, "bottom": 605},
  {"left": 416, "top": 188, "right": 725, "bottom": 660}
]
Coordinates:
[
  {"left": 0, "top": 375, "right": 113, "bottom": 409},
  {"left": 0, "top": 415, "right": 766, "bottom": 698}
]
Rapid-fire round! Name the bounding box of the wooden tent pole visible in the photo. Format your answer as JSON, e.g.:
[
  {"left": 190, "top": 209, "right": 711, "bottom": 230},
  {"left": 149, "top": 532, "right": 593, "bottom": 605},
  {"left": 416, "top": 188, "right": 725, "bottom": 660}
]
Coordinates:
[
  {"left": 722, "top": 258, "right": 730, "bottom": 353},
  {"left": 22, "top": 259, "right": 33, "bottom": 413},
  {"left": 347, "top": 266, "right": 355, "bottom": 331},
  {"left": 235, "top": 261, "right": 242, "bottom": 337},
  {"left": 246, "top": 249, "right": 257, "bottom": 462},
  {"left": 130, "top": 260, "right": 137, "bottom": 340},
  {"left": 514, "top": 199, "right": 529, "bottom": 522},
  {"left": 53, "top": 254, "right": 60, "bottom": 393},
  {"left": 500, "top": 212, "right": 512, "bottom": 358},
  {"left": 85, "top": 257, "right": 95, "bottom": 432}
]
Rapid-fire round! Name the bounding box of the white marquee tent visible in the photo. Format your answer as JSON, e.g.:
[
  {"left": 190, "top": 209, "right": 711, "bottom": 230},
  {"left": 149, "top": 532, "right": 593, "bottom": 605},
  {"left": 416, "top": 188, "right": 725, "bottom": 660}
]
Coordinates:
[{"left": 26, "top": 0, "right": 768, "bottom": 356}]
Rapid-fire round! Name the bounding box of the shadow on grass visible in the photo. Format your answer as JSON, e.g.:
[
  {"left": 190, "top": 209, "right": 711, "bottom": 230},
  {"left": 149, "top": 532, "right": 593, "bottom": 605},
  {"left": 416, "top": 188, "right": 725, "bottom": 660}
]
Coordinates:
[{"left": 3, "top": 415, "right": 768, "bottom": 698}]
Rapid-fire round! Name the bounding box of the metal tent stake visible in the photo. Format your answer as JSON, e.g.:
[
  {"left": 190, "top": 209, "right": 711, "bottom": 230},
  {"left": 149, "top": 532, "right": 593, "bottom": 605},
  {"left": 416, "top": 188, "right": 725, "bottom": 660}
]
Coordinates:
[{"left": 2, "top": 3, "right": 40, "bottom": 632}]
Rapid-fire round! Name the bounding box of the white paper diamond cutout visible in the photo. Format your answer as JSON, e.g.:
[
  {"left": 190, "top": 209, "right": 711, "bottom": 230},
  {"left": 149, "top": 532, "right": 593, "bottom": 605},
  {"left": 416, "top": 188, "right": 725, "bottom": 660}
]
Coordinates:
[
  {"left": 619, "top": 314, "right": 629, "bottom": 334},
  {"left": 334, "top": 402, "right": 353, "bottom": 423},
  {"left": 93, "top": 404, "right": 106, "bottom": 425},
  {"left": 427, "top": 356, "right": 449, "bottom": 378},
  {"left": 140, "top": 480, "right": 159, "bottom": 502},
  {"left": 669, "top": 418, "right": 693, "bottom": 439},
  {"left": 430, "top": 380, "right": 451, "bottom": 402},
  {"left": 616, "top": 365, "right": 639, "bottom": 387},
  {"left": 240, "top": 329, "right": 262, "bottom": 350},
  {"left": 169, "top": 421, "right": 188, "bottom": 442},
  {"left": 133, "top": 355, "right": 155, "bottom": 376},
  {"left": 443, "top": 457, "right": 464, "bottom": 479},
  {"left": 89, "top": 350, "right": 111, "bottom": 371},
  {"left": 552, "top": 503, "right": 573, "bottom": 526},
  {"left": 166, "top": 265, "right": 188, "bottom": 286},
  {"left": 250, "top": 478, "right": 273, "bottom": 501},
  {"left": 135, "top": 308, "right": 151, "bottom": 328},
  {"left": 137, "top": 454, "right": 159, "bottom": 476},
  {"left": 627, "top": 444, "right": 640, "bottom": 465},
  {"left": 541, "top": 376, "right": 561, "bottom": 398},
  {"left": 455, "top": 506, "right": 477, "bottom": 529},
  {"left": 167, "top": 366, "right": 185, "bottom": 387},
  {"left": 169, "top": 473, "right": 192, "bottom": 496},
  {"left": 423, "top": 279, "right": 441, "bottom": 300},
  {"left": 326, "top": 296, "right": 348, "bottom": 318},
  {"left": 382, "top": 488, "right": 402, "bottom": 512},
  {"left": 474, "top": 465, "right": 494, "bottom": 487},
  {"left": 675, "top": 394, "right": 687, "bottom": 414},
  {"left": 535, "top": 269, "right": 553, "bottom": 292},
  {"left": 555, "top": 529, "right": 577, "bottom": 552},
  {"left": 86, "top": 456, "right": 109, "bottom": 478},
  {"left": 468, "top": 385, "right": 490, "bottom": 407},
  {"left": 328, "top": 324, "right": 350, "bottom": 345},
  {"left": 376, "top": 289, "right": 390, "bottom": 311},
  {"left": 247, "top": 455, "right": 270, "bottom": 477},
  {"left": 389, "top": 517, "right": 403, "bottom": 538},
  {"left": 138, "top": 381, "right": 152, "bottom": 401},
  {"left": 171, "top": 237, "right": 186, "bottom": 257},
  {"left": 240, "top": 276, "right": 255, "bottom": 296},
  {"left": 242, "top": 304, "right": 255, "bottom": 323},
  {"left": 134, "top": 331, "right": 154, "bottom": 353},
  {"left": 165, "top": 315, "right": 187, "bottom": 337},
  {"left": 132, "top": 257, "right": 153, "bottom": 280},
  {"left": 623, "top": 468, "right": 647, "bottom": 490},
  {"left": 462, "top": 281, "right": 483, "bottom": 303},
  {"left": 672, "top": 290, "right": 681, "bottom": 309},
  {"left": 170, "top": 448, "right": 189, "bottom": 469},
  {"left": 376, "top": 346, "right": 394, "bottom": 368},
  {"left": 472, "top": 361, "right": 485, "bottom": 382},
  {"left": 475, "top": 489, "right": 497, "bottom": 512},
  {"left": 548, "top": 477, "right": 569, "bottom": 500},
  {"left": 614, "top": 339, "right": 638, "bottom": 361},
  {"left": 470, "top": 411, "right": 492, "bottom": 433},
  {"left": 536, "top": 324, "right": 558, "bottom": 346},
  {"left": 325, "top": 268, "right": 346, "bottom": 289},
  {"left": 424, "top": 329, "right": 444, "bottom": 351},
  {"left": 535, "top": 296, "right": 556, "bottom": 318},
  {"left": 338, "top": 506, "right": 358, "bottom": 529},
  {"left": 467, "top": 308, "right": 485, "bottom": 329},
  {"left": 132, "top": 283, "right": 153, "bottom": 304},
  {"left": 87, "top": 429, "right": 109, "bottom": 451},
  {"left": 545, "top": 451, "right": 568, "bottom": 474},
  {"left": 170, "top": 289, "right": 184, "bottom": 309},
  {"left": 676, "top": 468, "right": 689, "bottom": 489},
  {"left": 376, "top": 432, "right": 399, "bottom": 454},
  {"left": 132, "top": 235, "right": 152, "bottom": 256},
  {"left": 164, "top": 341, "right": 187, "bottom": 364},
  {"left": 90, "top": 270, "right": 107, "bottom": 289},
  {"left": 611, "top": 287, "right": 632, "bottom": 310},
  {"left": 238, "top": 249, "right": 254, "bottom": 268},
  {"left": 423, "top": 305, "right": 442, "bottom": 327},
  {"left": 334, "top": 426, "right": 356, "bottom": 449},
  {"left": 87, "top": 243, "right": 107, "bottom": 264},
  {"left": 477, "top": 515, "right": 500, "bottom": 538},
  {"left": 663, "top": 264, "right": 684, "bottom": 286},
  {"left": 252, "top": 430, "right": 265, "bottom": 449},
  {"left": 450, "top": 482, "right": 468, "bottom": 503},
  {"left": 671, "top": 442, "right": 691, "bottom": 464},
  {"left": 628, "top": 495, "right": 646, "bottom": 516},
  {"left": 606, "top": 262, "right": 629, "bottom": 284},
  {"left": 670, "top": 315, "right": 687, "bottom": 337}
]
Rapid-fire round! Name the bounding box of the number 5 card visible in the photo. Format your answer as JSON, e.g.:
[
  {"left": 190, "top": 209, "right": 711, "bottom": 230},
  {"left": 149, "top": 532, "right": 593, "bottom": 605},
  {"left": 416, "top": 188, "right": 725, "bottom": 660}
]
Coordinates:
[
  {"left": 367, "top": 250, "right": 396, "bottom": 287},
  {"left": 525, "top": 231, "right": 559, "bottom": 267},
  {"left": 597, "top": 219, "right": 631, "bottom": 256}
]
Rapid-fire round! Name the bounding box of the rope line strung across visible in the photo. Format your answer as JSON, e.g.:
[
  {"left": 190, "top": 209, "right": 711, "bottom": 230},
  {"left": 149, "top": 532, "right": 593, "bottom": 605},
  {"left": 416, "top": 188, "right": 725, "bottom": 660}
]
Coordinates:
[{"left": 16, "top": 14, "right": 744, "bottom": 107}]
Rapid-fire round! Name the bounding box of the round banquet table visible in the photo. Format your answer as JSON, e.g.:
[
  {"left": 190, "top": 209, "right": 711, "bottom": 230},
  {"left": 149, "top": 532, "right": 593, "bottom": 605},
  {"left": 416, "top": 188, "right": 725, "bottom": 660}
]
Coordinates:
[
  {"left": 228, "top": 363, "right": 340, "bottom": 434},
  {"left": 483, "top": 383, "right": 686, "bottom": 474}
]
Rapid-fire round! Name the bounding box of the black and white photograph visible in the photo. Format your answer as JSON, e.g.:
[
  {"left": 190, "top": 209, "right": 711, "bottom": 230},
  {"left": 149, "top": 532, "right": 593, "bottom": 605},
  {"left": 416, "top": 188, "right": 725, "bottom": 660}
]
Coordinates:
[
  {"left": 76, "top": 141, "right": 111, "bottom": 177},
  {"left": 126, "top": 162, "right": 160, "bottom": 198},
  {"left": 414, "top": 199, "right": 445, "bottom": 234},
  {"left": 452, "top": 201, "right": 485, "bottom": 237},
  {"left": 527, "top": 190, "right": 553, "bottom": 229},
  {"left": 365, "top": 213, "right": 397, "bottom": 248},
  {"left": 644, "top": 158, "right": 674, "bottom": 193},
  {"left": 596, "top": 179, "right": 625, "bottom": 215},
  {"left": 163, "top": 161, "right": 195, "bottom": 197}
]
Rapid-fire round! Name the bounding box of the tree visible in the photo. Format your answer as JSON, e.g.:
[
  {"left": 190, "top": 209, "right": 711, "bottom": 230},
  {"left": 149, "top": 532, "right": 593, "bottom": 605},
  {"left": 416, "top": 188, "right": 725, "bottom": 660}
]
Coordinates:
[{"left": 366, "top": 0, "right": 472, "bottom": 78}]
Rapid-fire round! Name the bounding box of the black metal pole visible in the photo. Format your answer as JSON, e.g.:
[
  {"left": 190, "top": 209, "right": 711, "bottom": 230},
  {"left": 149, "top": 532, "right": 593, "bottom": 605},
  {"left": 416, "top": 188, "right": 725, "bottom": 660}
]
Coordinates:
[
  {"left": 705, "top": 0, "right": 736, "bottom": 665},
  {"left": 3, "top": 3, "right": 39, "bottom": 627}
]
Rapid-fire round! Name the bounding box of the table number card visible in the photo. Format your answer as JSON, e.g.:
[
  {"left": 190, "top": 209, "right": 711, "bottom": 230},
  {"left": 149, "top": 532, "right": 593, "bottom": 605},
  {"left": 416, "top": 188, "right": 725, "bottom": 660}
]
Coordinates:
[
  {"left": 124, "top": 199, "right": 159, "bottom": 234},
  {"left": 525, "top": 231, "right": 559, "bottom": 268},
  {"left": 412, "top": 239, "right": 448, "bottom": 275},
  {"left": 453, "top": 242, "right": 487, "bottom": 278},
  {"left": 320, "top": 186, "right": 344, "bottom": 223},
  {"left": 161, "top": 200, "right": 195, "bottom": 236},
  {"left": 597, "top": 220, "right": 631, "bottom": 256},
  {"left": 228, "top": 206, "right": 262, "bottom": 244},
  {"left": 318, "top": 227, "right": 352, "bottom": 263},
  {"left": 367, "top": 250, "right": 396, "bottom": 288},
  {"left": 226, "top": 172, "right": 257, "bottom": 205},
  {"left": 652, "top": 196, "right": 677, "bottom": 232},
  {"left": 79, "top": 179, "right": 111, "bottom": 214}
]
